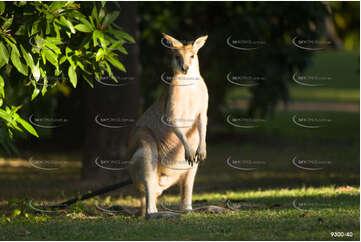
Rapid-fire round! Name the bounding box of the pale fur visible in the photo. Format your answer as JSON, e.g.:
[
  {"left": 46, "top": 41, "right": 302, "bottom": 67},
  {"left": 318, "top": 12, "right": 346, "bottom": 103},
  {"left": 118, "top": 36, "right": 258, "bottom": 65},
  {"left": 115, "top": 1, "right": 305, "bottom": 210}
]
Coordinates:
[{"left": 126, "top": 34, "right": 209, "bottom": 217}]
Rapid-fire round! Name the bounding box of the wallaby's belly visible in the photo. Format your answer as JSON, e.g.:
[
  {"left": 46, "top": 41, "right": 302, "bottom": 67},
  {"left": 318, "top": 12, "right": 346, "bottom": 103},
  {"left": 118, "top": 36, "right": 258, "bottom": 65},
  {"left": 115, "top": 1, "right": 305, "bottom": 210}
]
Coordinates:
[
  {"left": 135, "top": 99, "right": 200, "bottom": 189},
  {"left": 136, "top": 98, "right": 200, "bottom": 160}
]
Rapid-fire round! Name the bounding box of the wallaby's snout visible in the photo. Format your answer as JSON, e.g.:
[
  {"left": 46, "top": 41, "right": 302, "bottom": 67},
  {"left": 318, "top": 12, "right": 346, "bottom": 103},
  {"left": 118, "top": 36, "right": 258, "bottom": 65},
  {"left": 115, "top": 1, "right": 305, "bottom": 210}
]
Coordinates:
[{"left": 181, "top": 64, "right": 189, "bottom": 73}]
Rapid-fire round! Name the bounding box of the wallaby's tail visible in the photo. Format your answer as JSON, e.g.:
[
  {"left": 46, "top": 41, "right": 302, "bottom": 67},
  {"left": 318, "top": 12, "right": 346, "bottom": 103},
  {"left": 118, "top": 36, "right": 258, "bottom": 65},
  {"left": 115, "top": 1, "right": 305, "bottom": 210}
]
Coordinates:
[{"left": 52, "top": 178, "right": 133, "bottom": 209}]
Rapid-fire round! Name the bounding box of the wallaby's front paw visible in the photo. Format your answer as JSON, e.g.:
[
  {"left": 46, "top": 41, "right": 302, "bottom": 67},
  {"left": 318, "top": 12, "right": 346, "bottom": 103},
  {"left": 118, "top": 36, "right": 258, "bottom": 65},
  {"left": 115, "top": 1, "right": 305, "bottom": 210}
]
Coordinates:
[
  {"left": 196, "top": 146, "right": 207, "bottom": 161},
  {"left": 185, "top": 147, "right": 197, "bottom": 166}
]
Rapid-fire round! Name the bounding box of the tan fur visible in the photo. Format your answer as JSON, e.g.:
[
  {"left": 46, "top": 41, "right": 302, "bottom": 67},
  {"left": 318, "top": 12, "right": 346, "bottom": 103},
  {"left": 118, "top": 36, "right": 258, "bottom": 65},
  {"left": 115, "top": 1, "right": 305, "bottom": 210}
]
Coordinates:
[{"left": 127, "top": 33, "right": 208, "bottom": 217}]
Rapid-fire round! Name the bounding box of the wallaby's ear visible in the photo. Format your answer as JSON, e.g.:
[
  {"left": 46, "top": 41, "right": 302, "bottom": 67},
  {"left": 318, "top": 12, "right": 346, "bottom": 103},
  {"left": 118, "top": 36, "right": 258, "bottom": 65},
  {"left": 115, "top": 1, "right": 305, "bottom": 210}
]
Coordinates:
[
  {"left": 162, "top": 33, "right": 183, "bottom": 49},
  {"left": 193, "top": 35, "right": 208, "bottom": 52}
]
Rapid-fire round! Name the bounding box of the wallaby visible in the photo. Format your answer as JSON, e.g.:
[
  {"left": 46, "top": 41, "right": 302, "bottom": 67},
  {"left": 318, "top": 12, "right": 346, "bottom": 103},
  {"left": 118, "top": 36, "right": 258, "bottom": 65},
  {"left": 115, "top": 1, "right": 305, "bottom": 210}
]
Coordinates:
[
  {"left": 126, "top": 33, "right": 208, "bottom": 218},
  {"left": 53, "top": 34, "right": 209, "bottom": 219}
]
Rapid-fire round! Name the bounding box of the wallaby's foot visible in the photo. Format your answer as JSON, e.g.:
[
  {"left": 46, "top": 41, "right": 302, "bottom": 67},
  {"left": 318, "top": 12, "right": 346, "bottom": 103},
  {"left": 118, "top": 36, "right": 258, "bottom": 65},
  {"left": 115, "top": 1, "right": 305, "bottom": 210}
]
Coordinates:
[
  {"left": 182, "top": 209, "right": 193, "bottom": 214},
  {"left": 180, "top": 203, "right": 193, "bottom": 213},
  {"left": 145, "top": 212, "right": 181, "bottom": 219}
]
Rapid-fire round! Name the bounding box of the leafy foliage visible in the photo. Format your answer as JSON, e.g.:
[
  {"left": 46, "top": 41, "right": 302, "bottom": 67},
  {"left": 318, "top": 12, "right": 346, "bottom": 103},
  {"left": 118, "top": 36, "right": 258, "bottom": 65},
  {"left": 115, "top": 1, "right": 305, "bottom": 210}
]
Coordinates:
[
  {"left": 0, "top": 1, "right": 134, "bottom": 154},
  {"left": 329, "top": 1, "right": 360, "bottom": 50}
]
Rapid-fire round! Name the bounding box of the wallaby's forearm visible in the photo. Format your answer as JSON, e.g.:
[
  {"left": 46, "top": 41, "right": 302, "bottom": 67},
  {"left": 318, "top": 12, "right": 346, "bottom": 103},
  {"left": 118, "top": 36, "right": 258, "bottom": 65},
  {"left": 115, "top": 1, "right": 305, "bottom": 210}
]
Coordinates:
[
  {"left": 197, "top": 113, "right": 207, "bottom": 148},
  {"left": 172, "top": 126, "right": 192, "bottom": 149}
]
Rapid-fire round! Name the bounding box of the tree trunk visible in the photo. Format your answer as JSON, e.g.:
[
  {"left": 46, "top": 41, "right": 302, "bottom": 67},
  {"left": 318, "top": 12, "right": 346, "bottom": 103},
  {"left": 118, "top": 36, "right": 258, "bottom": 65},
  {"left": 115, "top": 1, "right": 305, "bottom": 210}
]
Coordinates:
[{"left": 82, "top": 2, "right": 139, "bottom": 183}]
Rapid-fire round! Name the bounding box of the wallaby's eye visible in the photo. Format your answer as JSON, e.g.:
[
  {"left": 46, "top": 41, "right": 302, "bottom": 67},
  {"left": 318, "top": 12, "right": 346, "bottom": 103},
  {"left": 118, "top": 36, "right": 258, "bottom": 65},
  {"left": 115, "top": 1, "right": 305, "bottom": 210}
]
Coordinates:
[
  {"left": 175, "top": 55, "right": 181, "bottom": 61},
  {"left": 191, "top": 55, "right": 194, "bottom": 59}
]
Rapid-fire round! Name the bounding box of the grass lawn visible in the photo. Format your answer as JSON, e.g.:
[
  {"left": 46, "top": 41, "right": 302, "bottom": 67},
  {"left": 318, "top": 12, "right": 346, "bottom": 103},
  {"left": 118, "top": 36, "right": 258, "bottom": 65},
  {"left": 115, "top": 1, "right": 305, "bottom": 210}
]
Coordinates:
[
  {"left": 0, "top": 186, "right": 359, "bottom": 240},
  {"left": 227, "top": 50, "right": 360, "bottom": 103}
]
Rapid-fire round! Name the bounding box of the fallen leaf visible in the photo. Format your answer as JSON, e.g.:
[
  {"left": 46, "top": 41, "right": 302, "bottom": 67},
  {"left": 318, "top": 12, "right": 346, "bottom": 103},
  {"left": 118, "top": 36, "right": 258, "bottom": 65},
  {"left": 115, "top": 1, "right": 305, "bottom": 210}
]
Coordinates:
[
  {"left": 300, "top": 212, "right": 311, "bottom": 217},
  {"left": 19, "top": 229, "right": 31, "bottom": 236},
  {"left": 337, "top": 186, "right": 354, "bottom": 191}
]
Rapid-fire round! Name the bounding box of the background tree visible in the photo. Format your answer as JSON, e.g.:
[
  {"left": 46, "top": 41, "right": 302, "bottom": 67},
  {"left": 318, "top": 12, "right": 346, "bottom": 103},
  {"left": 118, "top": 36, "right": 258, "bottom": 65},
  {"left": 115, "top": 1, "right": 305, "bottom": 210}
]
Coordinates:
[
  {"left": 137, "top": 2, "right": 330, "bottom": 121},
  {"left": 82, "top": 2, "right": 139, "bottom": 181}
]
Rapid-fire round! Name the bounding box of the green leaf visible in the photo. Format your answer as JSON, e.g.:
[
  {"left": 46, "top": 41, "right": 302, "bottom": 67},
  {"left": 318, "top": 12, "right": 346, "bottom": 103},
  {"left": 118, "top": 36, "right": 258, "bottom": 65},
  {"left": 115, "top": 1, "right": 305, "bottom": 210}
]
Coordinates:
[
  {"left": 81, "top": 73, "right": 93, "bottom": 88},
  {"left": 0, "top": 108, "right": 11, "bottom": 123},
  {"left": 96, "top": 48, "right": 104, "bottom": 61},
  {"left": 0, "top": 41, "right": 9, "bottom": 68},
  {"left": 53, "top": 22, "right": 61, "bottom": 38},
  {"left": 74, "top": 24, "right": 92, "bottom": 33},
  {"left": 11, "top": 209, "right": 21, "bottom": 218},
  {"left": 46, "top": 20, "right": 51, "bottom": 35},
  {"left": 103, "top": 11, "right": 119, "bottom": 27},
  {"left": 20, "top": 44, "right": 35, "bottom": 71},
  {"left": 60, "top": 16, "right": 75, "bottom": 34},
  {"left": 2, "top": 15, "right": 13, "bottom": 30},
  {"left": 114, "top": 30, "right": 135, "bottom": 43},
  {"left": 109, "top": 42, "right": 127, "bottom": 54},
  {"left": 31, "top": 88, "right": 40, "bottom": 100},
  {"left": 103, "top": 61, "right": 117, "bottom": 83},
  {"left": 41, "top": 76, "right": 48, "bottom": 96},
  {"left": 91, "top": 6, "right": 99, "bottom": 26},
  {"left": 92, "top": 30, "right": 104, "bottom": 47},
  {"left": 45, "top": 37, "right": 63, "bottom": 45},
  {"left": 59, "top": 56, "right": 66, "bottom": 64},
  {"left": 31, "top": 19, "right": 40, "bottom": 35},
  {"left": 0, "top": 2, "right": 5, "bottom": 15},
  {"left": 14, "top": 24, "right": 26, "bottom": 36},
  {"left": 105, "top": 56, "right": 126, "bottom": 72},
  {"left": 32, "top": 61, "right": 40, "bottom": 81},
  {"left": 10, "top": 45, "right": 28, "bottom": 76},
  {"left": 42, "top": 49, "right": 58, "bottom": 68},
  {"left": 68, "top": 65, "right": 77, "bottom": 88},
  {"left": 17, "top": 117, "right": 39, "bottom": 137},
  {"left": 65, "top": 47, "right": 72, "bottom": 57},
  {"left": 0, "top": 74, "right": 4, "bottom": 98},
  {"left": 88, "top": 16, "right": 95, "bottom": 27},
  {"left": 99, "top": 7, "right": 106, "bottom": 22},
  {"left": 49, "top": 1, "right": 65, "bottom": 12},
  {"left": 76, "top": 60, "right": 91, "bottom": 74},
  {"left": 79, "top": 18, "right": 93, "bottom": 30},
  {"left": 44, "top": 39, "right": 61, "bottom": 55}
]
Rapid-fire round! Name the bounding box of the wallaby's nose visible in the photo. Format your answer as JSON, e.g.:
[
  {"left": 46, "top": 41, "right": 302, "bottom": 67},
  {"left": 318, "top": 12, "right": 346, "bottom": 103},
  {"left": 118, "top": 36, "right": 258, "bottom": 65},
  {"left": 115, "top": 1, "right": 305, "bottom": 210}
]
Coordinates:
[{"left": 182, "top": 64, "right": 189, "bottom": 73}]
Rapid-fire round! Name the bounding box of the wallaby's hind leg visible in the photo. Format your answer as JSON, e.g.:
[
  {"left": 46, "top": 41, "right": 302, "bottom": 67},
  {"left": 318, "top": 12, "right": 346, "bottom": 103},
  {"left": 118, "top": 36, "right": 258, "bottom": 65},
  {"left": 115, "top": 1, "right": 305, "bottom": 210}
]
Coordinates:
[
  {"left": 129, "top": 139, "right": 158, "bottom": 216},
  {"left": 180, "top": 166, "right": 198, "bottom": 212},
  {"left": 128, "top": 130, "right": 179, "bottom": 219}
]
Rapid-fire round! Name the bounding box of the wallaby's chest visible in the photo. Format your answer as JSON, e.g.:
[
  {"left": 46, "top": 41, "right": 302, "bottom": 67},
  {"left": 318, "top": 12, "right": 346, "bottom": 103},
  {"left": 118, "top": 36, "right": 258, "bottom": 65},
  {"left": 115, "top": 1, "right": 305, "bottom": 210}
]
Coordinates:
[{"left": 169, "top": 76, "right": 208, "bottom": 114}]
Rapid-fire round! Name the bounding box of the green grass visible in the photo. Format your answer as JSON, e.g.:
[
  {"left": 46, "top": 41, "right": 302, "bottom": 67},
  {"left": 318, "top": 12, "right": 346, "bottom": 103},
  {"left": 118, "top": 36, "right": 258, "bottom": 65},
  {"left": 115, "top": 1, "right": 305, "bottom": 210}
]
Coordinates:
[
  {"left": 222, "top": 110, "right": 359, "bottom": 141},
  {"left": 228, "top": 87, "right": 360, "bottom": 103},
  {"left": 0, "top": 186, "right": 359, "bottom": 240},
  {"left": 303, "top": 50, "right": 359, "bottom": 89},
  {"left": 227, "top": 50, "right": 360, "bottom": 103}
]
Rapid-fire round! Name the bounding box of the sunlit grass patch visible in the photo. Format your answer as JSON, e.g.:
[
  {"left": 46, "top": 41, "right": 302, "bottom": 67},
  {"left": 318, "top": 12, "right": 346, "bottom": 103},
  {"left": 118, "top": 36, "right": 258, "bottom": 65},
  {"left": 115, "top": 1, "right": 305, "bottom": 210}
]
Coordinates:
[{"left": 0, "top": 186, "right": 358, "bottom": 240}]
